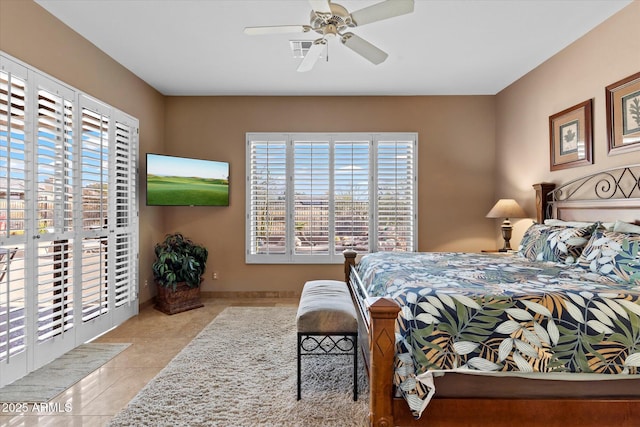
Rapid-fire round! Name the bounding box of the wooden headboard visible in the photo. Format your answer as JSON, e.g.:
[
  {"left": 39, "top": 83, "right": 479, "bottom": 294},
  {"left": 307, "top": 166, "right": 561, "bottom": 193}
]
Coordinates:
[{"left": 534, "top": 164, "right": 640, "bottom": 225}]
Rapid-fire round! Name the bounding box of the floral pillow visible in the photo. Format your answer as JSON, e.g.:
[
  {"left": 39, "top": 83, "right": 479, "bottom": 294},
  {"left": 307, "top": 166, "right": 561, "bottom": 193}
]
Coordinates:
[
  {"left": 519, "top": 223, "right": 596, "bottom": 264},
  {"left": 577, "top": 230, "right": 640, "bottom": 286},
  {"left": 518, "top": 224, "right": 548, "bottom": 260}
]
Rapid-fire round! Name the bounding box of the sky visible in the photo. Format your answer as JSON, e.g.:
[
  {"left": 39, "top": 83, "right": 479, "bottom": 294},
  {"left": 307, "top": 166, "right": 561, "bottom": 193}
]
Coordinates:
[{"left": 147, "top": 153, "right": 229, "bottom": 180}]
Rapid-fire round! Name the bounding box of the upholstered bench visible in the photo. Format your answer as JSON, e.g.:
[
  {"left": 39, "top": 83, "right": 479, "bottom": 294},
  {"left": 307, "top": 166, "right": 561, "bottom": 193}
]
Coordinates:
[{"left": 296, "top": 280, "right": 359, "bottom": 401}]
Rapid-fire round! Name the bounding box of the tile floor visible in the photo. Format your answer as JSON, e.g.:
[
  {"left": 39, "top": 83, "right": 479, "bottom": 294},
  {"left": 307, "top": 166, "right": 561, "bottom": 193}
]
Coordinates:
[{"left": 0, "top": 297, "right": 298, "bottom": 426}]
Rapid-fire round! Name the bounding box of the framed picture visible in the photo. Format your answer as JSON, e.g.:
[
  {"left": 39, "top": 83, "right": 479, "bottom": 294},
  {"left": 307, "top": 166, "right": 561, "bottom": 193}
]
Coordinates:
[
  {"left": 549, "top": 99, "right": 593, "bottom": 171},
  {"left": 606, "top": 71, "right": 640, "bottom": 155}
]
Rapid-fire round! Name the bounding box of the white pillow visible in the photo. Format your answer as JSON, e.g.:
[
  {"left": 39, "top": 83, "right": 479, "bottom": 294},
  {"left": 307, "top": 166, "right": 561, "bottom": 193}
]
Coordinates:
[
  {"left": 613, "top": 220, "right": 640, "bottom": 234},
  {"left": 600, "top": 222, "right": 616, "bottom": 231},
  {"left": 544, "top": 219, "right": 595, "bottom": 227}
]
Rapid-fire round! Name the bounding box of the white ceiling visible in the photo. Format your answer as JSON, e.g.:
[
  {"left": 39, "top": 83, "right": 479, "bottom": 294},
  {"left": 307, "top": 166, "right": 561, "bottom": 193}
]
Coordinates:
[{"left": 34, "top": 0, "right": 632, "bottom": 96}]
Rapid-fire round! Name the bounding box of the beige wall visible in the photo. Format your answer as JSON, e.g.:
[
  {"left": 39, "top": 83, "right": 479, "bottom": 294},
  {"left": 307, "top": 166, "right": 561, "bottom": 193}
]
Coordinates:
[
  {"left": 0, "top": 0, "right": 166, "bottom": 303},
  {"left": 495, "top": 1, "right": 640, "bottom": 243},
  {"left": 162, "top": 96, "right": 497, "bottom": 293}
]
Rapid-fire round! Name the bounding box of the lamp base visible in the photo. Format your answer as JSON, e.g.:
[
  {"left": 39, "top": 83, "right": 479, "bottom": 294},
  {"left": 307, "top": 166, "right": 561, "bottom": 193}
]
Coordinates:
[{"left": 501, "top": 219, "right": 513, "bottom": 252}]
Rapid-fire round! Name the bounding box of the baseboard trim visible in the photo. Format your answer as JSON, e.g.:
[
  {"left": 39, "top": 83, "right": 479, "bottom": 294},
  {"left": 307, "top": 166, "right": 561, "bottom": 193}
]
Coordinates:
[
  {"left": 139, "top": 290, "right": 301, "bottom": 308},
  {"left": 201, "top": 290, "right": 301, "bottom": 299},
  {"left": 138, "top": 298, "right": 155, "bottom": 310}
]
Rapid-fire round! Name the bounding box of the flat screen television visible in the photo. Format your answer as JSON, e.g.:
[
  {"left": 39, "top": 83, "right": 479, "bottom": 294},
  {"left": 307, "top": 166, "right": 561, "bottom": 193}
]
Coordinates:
[{"left": 146, "top": 153, "right": 229, "bottom": 206}]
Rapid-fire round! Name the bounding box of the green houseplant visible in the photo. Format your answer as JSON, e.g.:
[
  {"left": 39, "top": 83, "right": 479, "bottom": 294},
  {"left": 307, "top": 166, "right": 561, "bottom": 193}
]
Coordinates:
[{"left": 152, "top": 233, "right": 208, "bottom": 314}]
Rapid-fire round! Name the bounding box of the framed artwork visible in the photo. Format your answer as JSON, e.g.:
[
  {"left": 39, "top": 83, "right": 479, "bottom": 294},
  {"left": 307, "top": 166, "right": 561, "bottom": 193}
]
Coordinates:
[
  {"left": 549, "top": 99, "right": 593, "bottom": 171},
  {"left": 606, "top": 71, "right": 640, "bottom": 155}
]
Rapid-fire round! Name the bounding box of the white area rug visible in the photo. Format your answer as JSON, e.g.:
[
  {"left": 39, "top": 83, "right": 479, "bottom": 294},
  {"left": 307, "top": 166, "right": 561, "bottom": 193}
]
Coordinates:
[
  {"left": 0, "top": 343, "right": 130, "bottom": 402},
  {"left": 108, "top": 306, "right": 369, "bottom": 426}
]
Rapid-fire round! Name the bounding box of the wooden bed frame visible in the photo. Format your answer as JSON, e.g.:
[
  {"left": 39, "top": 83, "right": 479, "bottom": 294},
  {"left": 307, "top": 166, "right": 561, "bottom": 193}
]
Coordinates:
[{"left": 343, "top": 165, "right": 640, "bottom": 427}]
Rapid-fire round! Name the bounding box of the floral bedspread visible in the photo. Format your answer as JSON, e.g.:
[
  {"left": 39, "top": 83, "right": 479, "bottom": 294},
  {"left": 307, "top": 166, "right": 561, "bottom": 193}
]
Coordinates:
[{"left": 357, "top": 252, "right": 640, "bottom": 417}]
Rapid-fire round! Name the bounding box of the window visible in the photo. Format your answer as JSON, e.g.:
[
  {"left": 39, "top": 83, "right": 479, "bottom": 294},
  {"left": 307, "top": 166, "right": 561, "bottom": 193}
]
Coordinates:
[
  {"left": 0, "top": 52, "right": 138, "bottom": 386},
  {"left": 246, "top": 133, "right": 417, "bottom": 264}
]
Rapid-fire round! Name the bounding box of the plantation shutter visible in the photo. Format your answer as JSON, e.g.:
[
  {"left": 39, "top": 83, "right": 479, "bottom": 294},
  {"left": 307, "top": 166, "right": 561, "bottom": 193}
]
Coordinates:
[
  {"left": 376, "top": 136, "right": 416, "bottom": 252},
  {"left": 293, "top": 137, "right": 330, "bottom": 257},
  {"left": 334, "top": 139, "right": 370, "bottom": 254},
  {"left": 246, "top": 132, "right": 417, "bottom": 263},
  {"left": 112, "top": 116, "right": 138, "bottom": 312},
  {"left": 0, "top": 68, "right": 28, "bottom": 238},
  {"left": 247, "top": 135, "right": 288, "bottom": 261},
  {"left": 79, "top": 99, "right": 110, "bottom": 323},
  {"left": 0, "top": 65, "right": 28, "bottom": 383},
  {"left": 34, "top": 78, "right": 76, "bottom": 346}
]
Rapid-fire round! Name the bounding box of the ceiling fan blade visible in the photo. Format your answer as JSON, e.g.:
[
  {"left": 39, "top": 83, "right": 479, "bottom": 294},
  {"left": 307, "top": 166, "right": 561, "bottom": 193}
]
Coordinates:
[
  {"left": 244, "top": 25, "right": 311, "bottom": 35},
  {"left": 341, "top": 33, "right": 388, "bottom": 65},
  {"left": 350, "top": 0, "right": 414, "bottom": 26},
  {"left": 308, "top": 0, "right": 332, "bottom": 14},
  {"left": 297, "top": 41, "right": 326, "bottom": 72}
]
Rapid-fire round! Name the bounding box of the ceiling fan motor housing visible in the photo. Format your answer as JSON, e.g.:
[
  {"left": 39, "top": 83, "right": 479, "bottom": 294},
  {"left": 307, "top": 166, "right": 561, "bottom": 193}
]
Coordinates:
[{"left": 309, "top": 3, "right": 354, "bottom": 35}]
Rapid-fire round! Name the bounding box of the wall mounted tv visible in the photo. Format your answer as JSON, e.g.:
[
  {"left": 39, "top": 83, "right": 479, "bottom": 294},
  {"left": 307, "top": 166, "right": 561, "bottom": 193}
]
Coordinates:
[{"left": 146, "top": 153, "right": 229, "bottom": 206}]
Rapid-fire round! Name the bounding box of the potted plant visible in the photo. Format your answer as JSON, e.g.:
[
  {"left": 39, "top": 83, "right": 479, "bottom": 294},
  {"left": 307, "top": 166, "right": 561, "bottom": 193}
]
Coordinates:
[{"left": 152, "top": 232, "right": 208, "bottom": 315}]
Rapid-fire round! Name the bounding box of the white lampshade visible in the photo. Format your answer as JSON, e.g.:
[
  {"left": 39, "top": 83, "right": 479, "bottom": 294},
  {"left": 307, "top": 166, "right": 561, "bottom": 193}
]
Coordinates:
[{"left": 486, "top": 199, "right": 527, "bottom": 219}]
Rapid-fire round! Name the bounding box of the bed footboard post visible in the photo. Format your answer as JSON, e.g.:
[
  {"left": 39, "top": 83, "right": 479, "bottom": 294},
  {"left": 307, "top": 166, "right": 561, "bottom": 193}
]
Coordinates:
[
  {"left": 368, "top": 298, "right": 401, "bottom": 427},
  {"left": 344, "top": 249, "right": 357, "bottom": 283}
]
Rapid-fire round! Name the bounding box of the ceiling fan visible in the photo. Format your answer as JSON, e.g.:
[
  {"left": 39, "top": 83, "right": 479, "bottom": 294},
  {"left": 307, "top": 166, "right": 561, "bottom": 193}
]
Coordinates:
[{"left": 244, "top": 0, "right": 415, "bottom": 72}]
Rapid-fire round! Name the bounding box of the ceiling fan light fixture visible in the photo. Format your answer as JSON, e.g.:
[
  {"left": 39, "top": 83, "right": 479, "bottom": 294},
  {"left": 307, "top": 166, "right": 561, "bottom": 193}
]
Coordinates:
[{"left": 322, "top": 24, "right": 338, "bottom": 38}]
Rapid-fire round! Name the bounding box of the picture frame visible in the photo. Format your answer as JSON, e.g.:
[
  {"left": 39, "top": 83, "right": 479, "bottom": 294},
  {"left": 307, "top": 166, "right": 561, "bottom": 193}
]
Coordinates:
[
  {"left": 606, "top": 71, "right": 640, "bottom": 156},
  {"left": 549, "top": 99, "right": 593, "bottom": 171}
]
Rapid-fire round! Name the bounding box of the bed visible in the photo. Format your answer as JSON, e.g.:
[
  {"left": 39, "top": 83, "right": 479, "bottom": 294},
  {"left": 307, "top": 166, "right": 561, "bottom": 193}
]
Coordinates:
[{"left": 343, "top": 165, "right": 640, "bottom": 427}]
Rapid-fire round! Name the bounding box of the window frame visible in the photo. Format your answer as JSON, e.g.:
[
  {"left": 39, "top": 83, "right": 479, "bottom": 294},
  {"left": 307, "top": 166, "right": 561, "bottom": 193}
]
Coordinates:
[{"left": 246, "top": 132, "right": 418, "bottom": 264}]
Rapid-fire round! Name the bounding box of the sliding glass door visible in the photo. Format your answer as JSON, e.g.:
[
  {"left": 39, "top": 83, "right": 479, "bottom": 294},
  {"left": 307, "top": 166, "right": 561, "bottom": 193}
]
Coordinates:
[{"left": 0, "top": 53, "right": 139, "bottom": 386}]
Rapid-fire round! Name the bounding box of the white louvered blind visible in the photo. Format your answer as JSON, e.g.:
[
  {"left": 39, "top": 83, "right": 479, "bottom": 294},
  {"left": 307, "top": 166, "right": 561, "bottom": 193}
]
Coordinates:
[
  {"left": 0, "top": 68, "right": 27, "bottom": 361},
  {"left": 113, "top": 118, "right": 137, "bottom": 308},
  {"left": 246, "top": 133, "right": 417, "bottom": 264},
  {"left": 247, "top": 136, "right": 288, "bottom": 259},
  {"left": 80, "top": 105, "right": 110, "bottom": 322},
  {"left": 293, "top": 138, "right": 329, "bottom": 256},
  {"left": 35, "top": 83, "right": 75, "bottom": 342},
  {"left": 0, "top": 71, "right": 28, "bottom": 237},
  {"left": 334, "top": 139, "right": 370, "bottom": 255},
  {"left": 377, "top": 137, "right": 415, "bottom": 252}
]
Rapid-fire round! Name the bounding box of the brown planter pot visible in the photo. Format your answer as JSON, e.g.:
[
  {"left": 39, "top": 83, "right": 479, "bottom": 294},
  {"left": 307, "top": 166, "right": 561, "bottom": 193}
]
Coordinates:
[{"left": 155, "top": 282, "right": 204, "bottom": 315}]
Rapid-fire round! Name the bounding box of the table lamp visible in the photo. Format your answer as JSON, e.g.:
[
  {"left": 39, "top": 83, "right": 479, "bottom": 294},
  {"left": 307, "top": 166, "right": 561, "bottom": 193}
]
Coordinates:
[{"left": 486, "top": 199, "right": 527, "bottom": 252}]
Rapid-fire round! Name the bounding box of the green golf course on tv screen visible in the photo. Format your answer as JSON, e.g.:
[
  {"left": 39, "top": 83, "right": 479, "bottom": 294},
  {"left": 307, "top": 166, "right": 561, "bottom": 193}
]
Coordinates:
[{"left": 146, "top": 153, "right": 229, "bottom": 206}]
